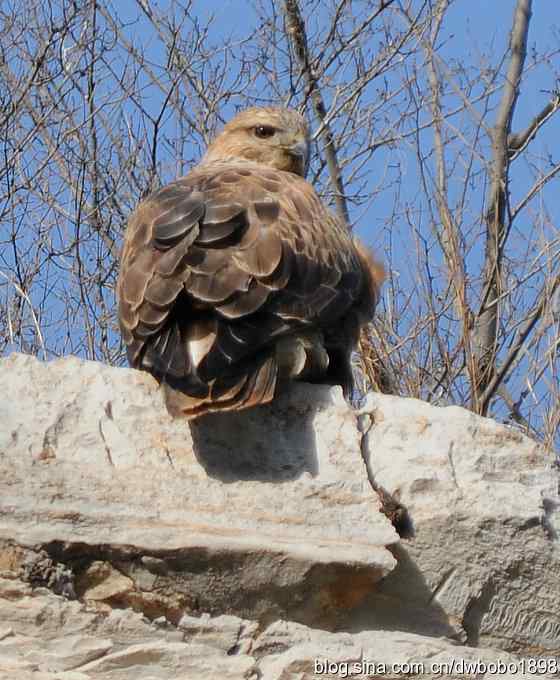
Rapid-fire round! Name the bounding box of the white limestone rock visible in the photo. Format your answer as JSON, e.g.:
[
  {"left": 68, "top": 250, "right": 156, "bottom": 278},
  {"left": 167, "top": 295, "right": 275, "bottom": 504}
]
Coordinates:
[
  {"left": 359, "top": 392, "right": 560, "bottom": 652},
  {"left": 1, "top": 352, "right": 559, "bottom": 677},
  {"left": 255, "top": 620, "right": 559, "bottom": 680},
  {"left": 1, "top": 583, "right": 556, "bottom": 680},
  {"left": 0, "top": 353, "right": 397, "bottom": 628},
  {"left": 0, "top": 580, "right": 257, "bottom": 680}
]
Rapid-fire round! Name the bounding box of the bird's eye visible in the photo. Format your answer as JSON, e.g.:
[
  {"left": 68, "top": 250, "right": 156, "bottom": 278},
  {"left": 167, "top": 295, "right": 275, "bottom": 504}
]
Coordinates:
[{"left": 254, "top": 125, "right": 276, "bottom": 139}]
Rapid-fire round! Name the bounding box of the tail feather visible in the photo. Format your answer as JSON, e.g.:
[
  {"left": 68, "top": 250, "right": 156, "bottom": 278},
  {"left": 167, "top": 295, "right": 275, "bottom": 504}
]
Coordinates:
[
  {"left": 135, "top": 296, "right": 340, "bottom": 418},
  {"left": 164, "top": 354, "right": 278, "bottom": 418}
]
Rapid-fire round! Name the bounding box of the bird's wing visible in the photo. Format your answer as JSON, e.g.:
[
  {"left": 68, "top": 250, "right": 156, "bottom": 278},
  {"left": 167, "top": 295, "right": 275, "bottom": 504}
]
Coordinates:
[{"left": 117, "top": 162, "right": 376, "bottom": 415}]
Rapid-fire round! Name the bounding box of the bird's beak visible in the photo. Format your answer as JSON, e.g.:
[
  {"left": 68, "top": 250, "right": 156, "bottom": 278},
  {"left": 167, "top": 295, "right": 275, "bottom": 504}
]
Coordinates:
[
  {"left": 290, "top": 139, "right": 309, "bottom": 177},
  {"left": 290, "top": 140, "right": 308, "bottom": 159}
]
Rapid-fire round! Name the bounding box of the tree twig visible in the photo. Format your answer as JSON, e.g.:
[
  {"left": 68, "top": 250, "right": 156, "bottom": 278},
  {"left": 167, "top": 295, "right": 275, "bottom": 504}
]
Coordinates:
[
  {"left": 479, "top": 274, "right": 559, "bottom": 412},
  {"left": 508, "top": 93, "right": 560, "bottom": 160}
]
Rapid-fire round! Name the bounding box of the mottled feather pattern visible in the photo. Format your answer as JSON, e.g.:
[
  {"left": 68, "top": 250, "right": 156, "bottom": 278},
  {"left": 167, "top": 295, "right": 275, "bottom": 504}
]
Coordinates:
[{"left": 117, "top": 107, "right": 382, "bottom": 418}]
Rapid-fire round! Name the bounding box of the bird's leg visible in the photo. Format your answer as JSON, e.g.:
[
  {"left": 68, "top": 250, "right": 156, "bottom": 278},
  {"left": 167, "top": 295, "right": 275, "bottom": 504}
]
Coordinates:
[{"left": 275, "top": 331, "right": 329, "bottom": 381}]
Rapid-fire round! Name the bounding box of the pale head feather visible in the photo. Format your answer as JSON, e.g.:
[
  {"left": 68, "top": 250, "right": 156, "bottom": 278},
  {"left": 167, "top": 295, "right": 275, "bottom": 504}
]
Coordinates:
[{"left": 202, "top": 107, "right": 310, "bottom": 177}]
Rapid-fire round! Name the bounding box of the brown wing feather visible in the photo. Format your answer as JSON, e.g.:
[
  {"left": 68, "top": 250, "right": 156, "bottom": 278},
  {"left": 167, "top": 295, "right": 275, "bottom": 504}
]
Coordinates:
[{"left": 117, "top": 160, "right": 380, "bottom": 417}]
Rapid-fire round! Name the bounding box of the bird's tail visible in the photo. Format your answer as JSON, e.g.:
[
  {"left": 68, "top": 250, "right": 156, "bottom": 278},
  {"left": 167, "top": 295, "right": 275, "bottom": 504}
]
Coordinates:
[
  {"left": 137, "top": 316, "right": 336, "bottom": 419},
  {"left": 163, "top": 352, "right": 278, "bottom": 419}
]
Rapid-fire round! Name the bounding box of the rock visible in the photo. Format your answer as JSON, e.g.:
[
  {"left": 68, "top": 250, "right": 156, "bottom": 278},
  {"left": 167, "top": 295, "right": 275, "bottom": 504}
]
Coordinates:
[
  {"left": 0, "top": 632, "right": 113, "bottom": 672},
  {"left": 0, "top": 586, "right": 557, "bottom": 680},
  {"left": 0, "top": 352, "right": 559, "bottom": 678},
  {"left": 78, "top": 561, "right": 134, "bottom": 602},
  {"left": 0, "top": 579, "right": 258, "bottom": 679},
  {"left": 358, "top": 392, "right": 560, "bottom": 651},
  {"left": 254, "top": 621, "right": 559, "bottom": 679},
  {"left": 0, "top": 353, "right": 397, "bottom": 629},
  {"left": 178, "top": 613, "right": 258, "bottom": 654},
  {"left": 77, "top": 641, "right": 255, "bottom": 679},
  {"left": 0, "top": 583, "right": 258, "bottom": 679}
]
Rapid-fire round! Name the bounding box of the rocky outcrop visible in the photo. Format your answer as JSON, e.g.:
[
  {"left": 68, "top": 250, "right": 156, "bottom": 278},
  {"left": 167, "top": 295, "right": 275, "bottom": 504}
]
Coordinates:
[
  {"left": 1, "top": 582, "right": 557, "bottom": 680},
  {"left": 0, "top": 354, "right": 396, "bottom": 630},
  {"left": 0, "top": 353, "right": 559, "bottom": 678},
  {"left": 357, "top": 393, "right": 560, "bottom": 650}
]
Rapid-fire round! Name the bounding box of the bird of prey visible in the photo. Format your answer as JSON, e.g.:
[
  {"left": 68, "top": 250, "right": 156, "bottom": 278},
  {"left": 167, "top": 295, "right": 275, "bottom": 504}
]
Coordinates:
[{"left": 117, "top": 107, "right": 383, "bottom": 418}]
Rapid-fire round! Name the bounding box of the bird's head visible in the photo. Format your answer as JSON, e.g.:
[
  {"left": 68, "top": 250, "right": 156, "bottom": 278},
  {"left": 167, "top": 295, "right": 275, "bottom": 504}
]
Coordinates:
[{"left": 202, "top": 107, "right": 310, "bottom": 177}]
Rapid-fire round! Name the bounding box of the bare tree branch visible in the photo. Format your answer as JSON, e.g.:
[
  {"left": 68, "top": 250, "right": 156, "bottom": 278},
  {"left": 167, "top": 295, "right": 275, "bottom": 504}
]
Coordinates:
[
  {"left": 508, "top": 92, "right": 560, "bottom": 160},
  {"left": 283, "top": 0, "right": 350, "bottom": 227},
  {"left": 472, "top": 0, "right": 532, "bottom": 413},
  {"left": 479, "top": 274, "right": 560, "bottom": 412}
]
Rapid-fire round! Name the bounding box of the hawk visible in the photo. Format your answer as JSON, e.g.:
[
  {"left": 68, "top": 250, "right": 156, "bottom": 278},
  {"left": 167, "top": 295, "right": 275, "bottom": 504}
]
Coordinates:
[{"left": 117, "top": 107, "right": 383, "bottom": 418}]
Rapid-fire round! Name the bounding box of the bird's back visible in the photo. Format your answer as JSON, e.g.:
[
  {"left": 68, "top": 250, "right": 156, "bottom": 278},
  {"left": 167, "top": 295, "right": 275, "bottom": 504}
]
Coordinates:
[{"left": 118, "top": 150, "right": 381, "bottom": 418}]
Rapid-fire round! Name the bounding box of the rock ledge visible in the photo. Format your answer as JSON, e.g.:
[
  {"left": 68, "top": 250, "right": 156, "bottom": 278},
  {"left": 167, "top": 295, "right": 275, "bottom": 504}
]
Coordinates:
[{"left": 0, "top": 354, "right": 559, "bottom": 678}]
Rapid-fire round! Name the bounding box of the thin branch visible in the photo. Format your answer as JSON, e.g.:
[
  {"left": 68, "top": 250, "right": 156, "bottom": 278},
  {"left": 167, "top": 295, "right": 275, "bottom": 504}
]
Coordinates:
[
  {"left": 508, "top": 92, "right": 560, "bottom": 160},
  {"left": 479, "top": 275, "right": 559, "bottom": 412},
  {"left": 511, "top": 162, "right": 560, "bottom": 221},
  {"left": 283, "top": 0, "right": 350, "bottom": 227},
  {"left": 0, "top": 271, "right": 47, "bottom": 360}
]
